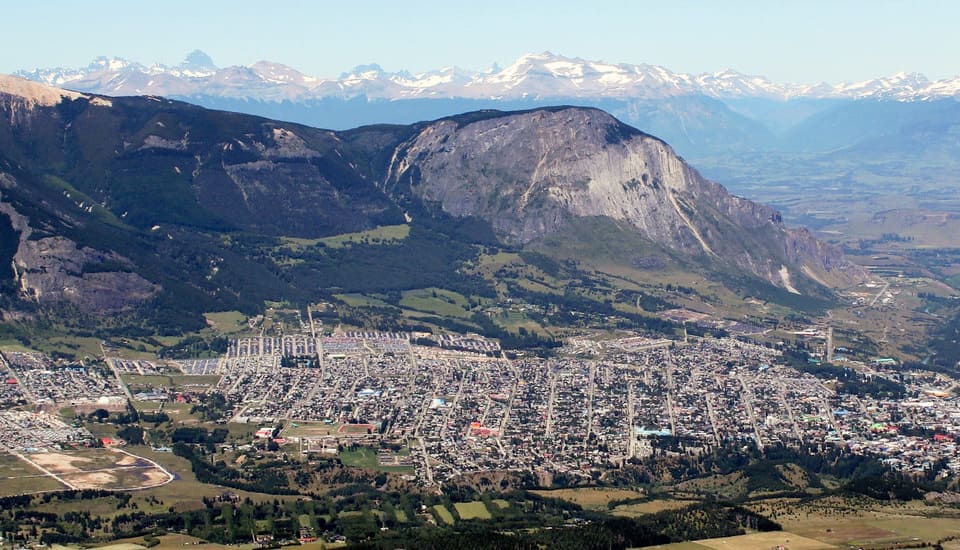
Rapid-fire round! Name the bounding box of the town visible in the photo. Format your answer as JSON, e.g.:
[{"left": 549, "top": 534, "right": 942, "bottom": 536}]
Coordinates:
[{"left": 1, "top": 323, "right": 959, "bottom": 490}]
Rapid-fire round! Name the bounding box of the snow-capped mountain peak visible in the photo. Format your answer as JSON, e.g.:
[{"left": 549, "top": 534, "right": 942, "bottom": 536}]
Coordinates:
[
  {"left": 250, "top": 61, "right": 317, "bottom": 85},
  {"left": 340, "top": 63, "right": 390, "bottom": 80},
  {"left": 833, "top": 71, "right": 933, "bottom": 99},
  {"left": 13, "top": 51, "right": 960, "bottom": 104},
  {"left": 89, "top": 56, "right": 137, "bottom": 72}
]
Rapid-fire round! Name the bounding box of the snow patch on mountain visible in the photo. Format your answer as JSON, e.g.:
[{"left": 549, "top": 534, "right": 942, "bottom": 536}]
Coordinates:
[{"left": 14, "top": 51, "right": 960, "bottom": 104}]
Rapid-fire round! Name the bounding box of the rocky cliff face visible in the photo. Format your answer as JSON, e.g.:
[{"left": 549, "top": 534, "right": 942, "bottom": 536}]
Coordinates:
[
  {"left": 385, "top": 107, "right": 866, "bottom": 290},
  {"left": 13, "top": 235, "right": 158, "bottom": 314},
  {"left": 0, "top": 183, "right": 158, "bottom": 314}
]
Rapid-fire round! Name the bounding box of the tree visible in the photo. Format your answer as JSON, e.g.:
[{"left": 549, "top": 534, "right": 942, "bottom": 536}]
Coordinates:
[{"left": 116, "top": 425, "right": 145, "bottom": 445}]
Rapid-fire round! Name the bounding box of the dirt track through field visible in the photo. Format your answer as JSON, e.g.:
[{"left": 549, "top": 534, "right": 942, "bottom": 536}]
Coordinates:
[{"left": 11, "top": 448, "right": 174, "bottom": 492}]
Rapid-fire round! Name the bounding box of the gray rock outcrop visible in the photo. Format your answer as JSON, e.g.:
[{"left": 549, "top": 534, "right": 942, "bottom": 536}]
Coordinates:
[{"left": 385, "top": 107, "right": 867, "bottom": 290}]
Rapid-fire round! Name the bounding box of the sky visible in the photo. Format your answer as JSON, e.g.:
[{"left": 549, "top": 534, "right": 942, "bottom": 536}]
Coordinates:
[{"left": 4, "top": 0, "right": 958, "bottom": 84}]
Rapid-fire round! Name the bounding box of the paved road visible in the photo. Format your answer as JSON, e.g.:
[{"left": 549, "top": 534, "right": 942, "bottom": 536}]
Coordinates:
[
  {"left": 704, "top": 392, "right": 721, "bottom": 446},
  {"left": 584, "top": 362, "right": 596, "bottom": 450},
  {"left": 100, "top": 344, "right": 133, "bottom": 400},
  {"left": 626, "top": 383, "right": 636, "bottom": 460},
  {"left": 545, "top": 369, "right": 557, "bottom": 437},
  {"left": 777, "top": 381, "right": 803, "bottom": 442},
  {"left": 737, "top": 375, "right": 764, "bottom": 448}
]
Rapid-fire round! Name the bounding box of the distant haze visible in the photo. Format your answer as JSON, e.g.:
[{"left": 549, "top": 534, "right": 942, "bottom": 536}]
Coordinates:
[{"left": 4, "top": 0, "right": 959, "bottom": 84}]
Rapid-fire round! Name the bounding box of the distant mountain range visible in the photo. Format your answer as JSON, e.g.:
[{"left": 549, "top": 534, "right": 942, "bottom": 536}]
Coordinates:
[
  {"left": 15, "top": 51, "right": 960, "bottom": 163},
  {"left": 17, "top": 50, "right": 960, "bottom": 102}
]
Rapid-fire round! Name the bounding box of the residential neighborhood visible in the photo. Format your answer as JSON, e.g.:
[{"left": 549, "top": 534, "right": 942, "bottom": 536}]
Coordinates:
[{"left": 2, "top": 329, "right": 959, "bottom": 486}]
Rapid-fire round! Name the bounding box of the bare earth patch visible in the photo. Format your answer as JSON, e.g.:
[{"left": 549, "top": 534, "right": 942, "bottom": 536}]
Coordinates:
[
  {"left": 142, "top": 469, "right": 171, "bottom": 485},
  {"left": 28, "top": 452, "right": 92, "bottom": 474},
  {"left": 65, "top": 471, "right": 119, "bottom": 489},
  {"left": 18, "top": 448, "right": 173, "bottom": 492},
  {"left": 116, "top": 454, "right": 138, "bottom": 466}
]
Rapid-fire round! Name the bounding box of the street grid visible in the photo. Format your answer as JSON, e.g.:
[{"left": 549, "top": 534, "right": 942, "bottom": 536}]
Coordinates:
[{"left": 2, "top": 330, "right": 959, "bottom": 487}]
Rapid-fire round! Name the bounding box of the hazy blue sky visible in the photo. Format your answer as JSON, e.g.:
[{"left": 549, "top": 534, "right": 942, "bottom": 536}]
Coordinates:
[{"left": 5, "top": 0, "right": 957, "bottom": 83}]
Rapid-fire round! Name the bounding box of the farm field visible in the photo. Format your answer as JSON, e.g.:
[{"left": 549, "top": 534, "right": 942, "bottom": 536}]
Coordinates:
[
  {"left": 532, "top": 487, "right": 701, "bottom": 518},
  {"left": 746, "top": 496, "right": 960, "bottom": 548},
  {"left": 530, "top": 487, "right": 647, "bottom": 510},
  {"left": 612, "top": 499, "right": 694, "bottom": 517},
  {"left": 530, "top": 488, "right": 960, "bottom": 549},
  {"left": 333, "top": 293, "right": 393, "bottom": 308},
  {"left": 277, "top": 224, "right": 410, "bottom": 253},
  {"left": 91, "top": 534, "right": 234, "bottom": 550},
  {"left": 644, "top": 543, "right": 712, "bottom": 550},
  {"left": 318, "top": 224, "right": 410, "bottom": 249},
  {"left": 453, "top": 501, "right": 492, "bottom": 520},
  {"left": 644, "top": 531, "right": 838, "bottom": 549},
  {"left": 203, "top": 311, "right": 249, "bottom": 335},
  {"left": 784, "top": 514, "right": 960, "bottom": 547},
  {"left": 400, "top": 288, "right": 472, "bottom": 318},
  {"left": 432, "top": 504, "right": 455, "bottom": 525},
  {"left": 695, "top": 531, "right": 837, "bottom": 549}
]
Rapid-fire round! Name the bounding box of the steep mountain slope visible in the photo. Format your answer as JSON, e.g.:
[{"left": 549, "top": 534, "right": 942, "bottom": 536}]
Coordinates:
[
  {"left": 384, "top": 107, "right": 864, "bottom": 291},
  {"left": 0, "top": 77, "right": 402, "bottom": 237},
  {"left": 0, "top": 75, "right": 402, "bottom": 320},
  {"left": 0, "top": 75, "right": 865, "bottom": 325}
]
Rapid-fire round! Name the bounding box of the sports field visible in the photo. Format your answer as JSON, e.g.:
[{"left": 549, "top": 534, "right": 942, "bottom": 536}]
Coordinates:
[
  {"left": 283, "top": 421, "right": 340, "bottom": 438},
  {"left": 337, "top": 423, "right": 375, "bottom": 434}
]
